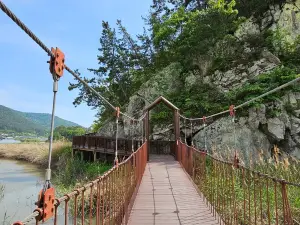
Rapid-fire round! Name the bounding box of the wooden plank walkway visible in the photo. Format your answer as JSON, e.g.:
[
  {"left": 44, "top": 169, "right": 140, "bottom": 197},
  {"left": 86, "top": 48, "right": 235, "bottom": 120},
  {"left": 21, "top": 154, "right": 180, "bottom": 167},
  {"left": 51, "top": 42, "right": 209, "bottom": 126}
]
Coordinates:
[{"left": 128, "top": 155, "right": 220, "bottom": 225}]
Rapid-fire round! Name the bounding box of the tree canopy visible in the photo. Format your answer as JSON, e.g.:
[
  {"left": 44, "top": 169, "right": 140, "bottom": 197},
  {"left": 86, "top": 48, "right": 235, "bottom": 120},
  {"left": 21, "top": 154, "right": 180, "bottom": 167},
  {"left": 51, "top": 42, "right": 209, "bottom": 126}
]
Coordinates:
[
  {"left": 69, "top": 0, "right": 300, "bottom": 129},
  {"left": 53, "top": 126, "right": 86, "bottom": 141}
]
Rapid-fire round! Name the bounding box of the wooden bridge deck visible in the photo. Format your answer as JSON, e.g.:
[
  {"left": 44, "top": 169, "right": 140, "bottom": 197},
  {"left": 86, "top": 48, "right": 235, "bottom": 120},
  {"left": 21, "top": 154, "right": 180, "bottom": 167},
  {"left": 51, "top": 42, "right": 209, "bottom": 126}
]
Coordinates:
[{"left": 128, "top": 155, "right": 220, "bottom": 225}]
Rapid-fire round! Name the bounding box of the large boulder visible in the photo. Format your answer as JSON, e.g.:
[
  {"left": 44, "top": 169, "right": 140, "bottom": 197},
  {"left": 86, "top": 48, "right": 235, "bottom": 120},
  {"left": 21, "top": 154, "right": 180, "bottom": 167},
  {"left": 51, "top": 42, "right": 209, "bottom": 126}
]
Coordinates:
[
  {"left": 97, "top": 63, "right": 183, "bottom": 137},
  {"left": 272, "top": 0, "right": 300, "bottom": 41},
  {"left": 194, "top": 117, "right": 271, "bottom": 165},
  {"left": 235, "top": 18, "right": 260, "bottom": 40},
  {"left": 267, "top": 118, "right": 286, "bottom": 140},
  {"left": 204, "top": 57, "right": 279, "bottom": 92}
]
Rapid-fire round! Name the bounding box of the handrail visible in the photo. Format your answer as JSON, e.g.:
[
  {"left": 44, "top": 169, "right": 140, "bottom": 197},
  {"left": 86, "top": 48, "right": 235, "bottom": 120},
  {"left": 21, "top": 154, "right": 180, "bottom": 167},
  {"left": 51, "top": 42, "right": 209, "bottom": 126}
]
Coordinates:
[
  {"left": 177, "top": 141, "right": 300, "bottom": 225},
  {"left": 13, "top": 142, "right": 148, "bottom": 225}
]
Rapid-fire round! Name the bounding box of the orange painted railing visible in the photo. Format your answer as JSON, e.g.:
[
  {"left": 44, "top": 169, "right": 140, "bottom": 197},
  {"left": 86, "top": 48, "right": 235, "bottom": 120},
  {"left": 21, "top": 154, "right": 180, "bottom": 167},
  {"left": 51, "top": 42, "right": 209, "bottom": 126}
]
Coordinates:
[
  {"left": 13, "top": 142, "right": 148, "bottom": 225},
  {"left": 177, "top": 141, "right": 300, "bottom": 225}
]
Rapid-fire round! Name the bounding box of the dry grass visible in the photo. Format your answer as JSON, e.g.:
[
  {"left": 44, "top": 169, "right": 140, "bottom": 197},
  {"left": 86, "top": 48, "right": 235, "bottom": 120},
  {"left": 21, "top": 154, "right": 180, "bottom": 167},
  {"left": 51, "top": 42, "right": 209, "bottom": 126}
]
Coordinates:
[
  {"left": 0, "top": 141, "right": 71, "bottom": 166},
  {"left": 193, "top": 144, "right": 300, "bottom": 224}
]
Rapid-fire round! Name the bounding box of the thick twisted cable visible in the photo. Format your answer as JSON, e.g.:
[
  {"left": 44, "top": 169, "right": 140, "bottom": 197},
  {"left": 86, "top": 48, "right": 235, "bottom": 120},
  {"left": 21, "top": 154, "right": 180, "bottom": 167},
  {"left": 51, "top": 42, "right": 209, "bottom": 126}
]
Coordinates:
[
  {"left": 180, "top": 75, "right": 300, "bottom": 121},
  {"left": 0, "top": 1, "right": 116, "bottom": 111},
  {"left": 115, "top": 117, "right": 119, "bottom": 161},
  {"left": 138, "top": 112, "right": 147, "bottom": 121},
  {"left": 64, "top": 66, "right": 116, "bottom": 110},
  {"left": 0, "top": 1, "right": 52, "bottom": 56},
  {"left": 0, "top": 1, "right": 154, "bottom": 120},
  {"left": 17, "top": 211, "right": 40, "bottom": 225},
  {"left": 120, "top": 111, "right": 147, "bottom": 122}
]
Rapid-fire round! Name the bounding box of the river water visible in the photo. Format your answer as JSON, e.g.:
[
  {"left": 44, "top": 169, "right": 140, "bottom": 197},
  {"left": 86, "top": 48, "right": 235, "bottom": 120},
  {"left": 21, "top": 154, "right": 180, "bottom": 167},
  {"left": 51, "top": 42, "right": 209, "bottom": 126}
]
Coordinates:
[
  {"left": 0, "top": 139, "right": 44, "bottom": 224},
  {"left": 0, "top": 139, "right": 21, "bottom": 144},
  {"left": 0, "top": 159, "right": 44, "bottom": 224},
  {"left": 0, "top": 140, "right": 86, "bottom": 225}
]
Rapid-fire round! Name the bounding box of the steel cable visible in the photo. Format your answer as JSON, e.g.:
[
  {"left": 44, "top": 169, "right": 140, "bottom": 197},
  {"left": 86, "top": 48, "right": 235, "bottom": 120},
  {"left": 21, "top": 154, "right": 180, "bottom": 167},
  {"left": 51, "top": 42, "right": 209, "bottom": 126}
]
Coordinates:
[
  {"left": 180, "top": 75, "right": 300, "bottom": 121},
  {"left": 0, "top": 0, "right": 143, "bottom": 121},
  {"left": 3, "top": 0, "right": 300, "bottom": 125},
  {"left": 18, "top": 211, "right": 40, "bottom": 225},
  {"left": 0, "top": 1, "right": 52, "bottom": 56}
]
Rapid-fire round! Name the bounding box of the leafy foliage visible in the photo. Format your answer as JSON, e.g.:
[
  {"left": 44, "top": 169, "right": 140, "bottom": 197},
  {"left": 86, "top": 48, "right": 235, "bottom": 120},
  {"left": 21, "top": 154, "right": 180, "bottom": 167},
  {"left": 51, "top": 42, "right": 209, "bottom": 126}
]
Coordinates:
[
  {"left": 53, "top": 126, "right": 86, "bottom": 141},
  {"left": 227, "top": 67, "right": 300, "bottom": 110},
  {"left": 70, "top": 0, "right": 241, "bottom": 124},
  {"left": 54, "top": 147, "right": 111, "bottom": 187},
  {"left": 69, "top": 0, "right": 300, "bottom": 129},
  {"left": 234, "top": 0, "right": 286, "bottom": 18},
  {"left": 69, "top": 21, "right": 154, "bottom": 122},
  {"left": 266, "top": 28, "right": 300, "bottom": 72}
]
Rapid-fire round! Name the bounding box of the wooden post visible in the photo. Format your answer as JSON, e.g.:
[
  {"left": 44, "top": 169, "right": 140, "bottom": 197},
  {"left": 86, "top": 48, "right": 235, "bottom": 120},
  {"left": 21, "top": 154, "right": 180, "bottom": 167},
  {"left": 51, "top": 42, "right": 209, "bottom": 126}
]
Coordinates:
[{"left": 93, "top": 151, "right": 97, "bottom": 162}]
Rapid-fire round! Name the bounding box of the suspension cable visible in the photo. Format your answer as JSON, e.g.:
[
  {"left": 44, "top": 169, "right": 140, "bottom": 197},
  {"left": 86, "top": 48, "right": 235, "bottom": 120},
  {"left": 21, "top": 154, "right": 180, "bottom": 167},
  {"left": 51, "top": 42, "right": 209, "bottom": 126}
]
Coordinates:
[
  {"left": 131, "top": 120, "right": 134, "bottom": 153},
  {"left": 141, "top": 120, "right": 144, "bottom": 142},
  {"left": 43, "top": 76, "right": 58, "bottom": 190},
  {"left": 0, "top": 1, "right": 52, "bottom": 56},
  {"left": 203, "top": 116, "right": 207, "bottom": 152},
  {"left": 0, "top": 0, "right": 138, "bottom": 117},
  {"left": 179, "top": 75, "right": 300, "bottom": 121},
  {"left": 3, "top": 0, "right": 300, "bottom": 125},
  {"left": 114, "top": 107, "right": 120, "bottom": 166},
  {"left": 190, "top": 120, "right": 194, "bottom": 147},
  {"left": 184, "top": 118, "right": 187, "bottom": 144},
  {"left": 179, "top": 117, "right": 182, "bottom": 142},
  {"left": 230, "top": 105, "right": 239, "bottom": 166}
]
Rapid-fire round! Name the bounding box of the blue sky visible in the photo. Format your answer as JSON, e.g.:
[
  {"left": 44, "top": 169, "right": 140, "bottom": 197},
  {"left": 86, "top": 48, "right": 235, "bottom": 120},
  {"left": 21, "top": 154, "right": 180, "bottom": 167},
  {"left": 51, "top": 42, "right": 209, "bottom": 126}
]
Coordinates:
[{"left": 0, "top": 0, "right": 152, "bottom": 127}]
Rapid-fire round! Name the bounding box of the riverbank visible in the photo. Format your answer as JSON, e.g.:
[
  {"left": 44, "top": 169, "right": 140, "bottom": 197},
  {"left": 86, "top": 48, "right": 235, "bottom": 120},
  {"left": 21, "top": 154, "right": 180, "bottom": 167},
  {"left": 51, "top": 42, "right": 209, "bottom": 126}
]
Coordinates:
[
  {"left": 0, "top": 141, "right": 71, "bottom": 166},
  {"left": 0, "top": 141, "right": 111, "bottom": 189},
  {"left": 0, "top": 141, "right": 112, "bottom": 223}
]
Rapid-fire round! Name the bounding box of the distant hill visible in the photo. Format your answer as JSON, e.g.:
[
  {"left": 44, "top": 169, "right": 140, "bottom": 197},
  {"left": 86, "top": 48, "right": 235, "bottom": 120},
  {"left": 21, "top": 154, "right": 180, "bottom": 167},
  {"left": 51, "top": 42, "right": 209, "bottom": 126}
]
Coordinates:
[{"left": 0, "top": 105, "right": 82, "bottom": 135}]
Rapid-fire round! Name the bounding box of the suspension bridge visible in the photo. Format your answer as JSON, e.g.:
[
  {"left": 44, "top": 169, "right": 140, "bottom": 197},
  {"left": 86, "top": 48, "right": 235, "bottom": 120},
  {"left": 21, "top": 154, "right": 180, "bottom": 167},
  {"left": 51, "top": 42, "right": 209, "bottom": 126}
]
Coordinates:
[{"left": 1, "top": 1, "right": 300, "bottom": 224}]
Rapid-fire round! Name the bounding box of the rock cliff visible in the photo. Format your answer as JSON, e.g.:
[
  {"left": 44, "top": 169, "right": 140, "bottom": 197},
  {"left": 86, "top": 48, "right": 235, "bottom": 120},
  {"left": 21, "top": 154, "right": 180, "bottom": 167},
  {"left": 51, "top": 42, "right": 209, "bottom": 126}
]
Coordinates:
[{"left": 97, "top": 0, "right": 300, "bottom": 161}]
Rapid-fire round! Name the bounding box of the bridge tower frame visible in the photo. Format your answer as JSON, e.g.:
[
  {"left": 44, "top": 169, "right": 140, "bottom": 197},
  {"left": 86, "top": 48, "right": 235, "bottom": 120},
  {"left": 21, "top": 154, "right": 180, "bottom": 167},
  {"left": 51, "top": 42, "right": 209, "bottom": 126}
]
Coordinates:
[{"left": 143, "top": 96, "right": 180, "bottom": 161}]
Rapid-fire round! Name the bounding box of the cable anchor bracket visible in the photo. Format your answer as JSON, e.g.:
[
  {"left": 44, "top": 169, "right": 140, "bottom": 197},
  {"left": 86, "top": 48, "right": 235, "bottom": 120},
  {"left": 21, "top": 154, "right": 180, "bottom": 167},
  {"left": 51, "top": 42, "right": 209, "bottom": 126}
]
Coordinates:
[
  {"left": 48, "top": 47, "right": 65, "bottom": 79},
  {"left": 35, "top": 187, "right": 55, "bottom": 222}
]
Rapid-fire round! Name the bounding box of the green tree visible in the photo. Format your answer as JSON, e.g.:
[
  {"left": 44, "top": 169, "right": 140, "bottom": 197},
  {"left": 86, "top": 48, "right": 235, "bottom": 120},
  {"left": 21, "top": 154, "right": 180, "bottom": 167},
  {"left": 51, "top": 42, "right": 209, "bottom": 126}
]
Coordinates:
[
  {"left": 69, "top": 20, "right": 153, "bottom": 124},
  {"left": 53, "top": 126, "right": 86, "bottom": 141}
]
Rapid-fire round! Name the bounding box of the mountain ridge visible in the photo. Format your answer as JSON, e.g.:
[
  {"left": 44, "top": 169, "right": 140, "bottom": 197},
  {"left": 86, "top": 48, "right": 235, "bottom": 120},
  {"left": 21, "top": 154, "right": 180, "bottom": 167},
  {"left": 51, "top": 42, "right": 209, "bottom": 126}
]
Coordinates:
[{"left": 0, "top": 105, "right": 82, "bottom": 135}]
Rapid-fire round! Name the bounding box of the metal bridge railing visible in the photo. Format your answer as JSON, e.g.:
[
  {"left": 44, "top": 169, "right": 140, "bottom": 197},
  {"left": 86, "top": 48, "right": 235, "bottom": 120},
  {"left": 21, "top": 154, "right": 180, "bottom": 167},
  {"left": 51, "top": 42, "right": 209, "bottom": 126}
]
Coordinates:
[
  {"left": 13, "top": 142, "right": 148, "bottom": 225},
  {"left": 176, "top": 141, "right": 300, "bottom": 225}
]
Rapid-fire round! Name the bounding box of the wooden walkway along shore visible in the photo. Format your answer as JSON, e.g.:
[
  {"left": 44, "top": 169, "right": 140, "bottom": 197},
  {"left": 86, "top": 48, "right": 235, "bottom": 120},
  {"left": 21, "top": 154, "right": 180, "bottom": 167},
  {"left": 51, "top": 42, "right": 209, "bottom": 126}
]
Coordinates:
[{"left": 128, "top": 155, "right": 220, "bottom": 225}]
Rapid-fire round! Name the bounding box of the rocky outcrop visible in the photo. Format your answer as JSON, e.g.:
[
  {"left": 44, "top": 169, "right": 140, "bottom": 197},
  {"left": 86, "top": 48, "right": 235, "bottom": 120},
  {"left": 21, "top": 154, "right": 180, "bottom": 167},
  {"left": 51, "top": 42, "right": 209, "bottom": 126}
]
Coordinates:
[
  {"left": 97, "top": 63, "right": 184, "bottom": 139},
  {"left": 96, "top": 1, "right": 300, "bottom": 161},
  {"left": 269, "top": 1, "right": 300, "bottom": 40},
  {"left": 236, "top": 0, "right": 300, "bottom": 43},
  {"left": 194, "top": 93, "right": 300, "bottom": 162},
  {"left": 194, "top": 116, "right": 271, "bottom": 164},
  {"left": 203, "top": 54, "right": 280, "bottom": 92}
]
